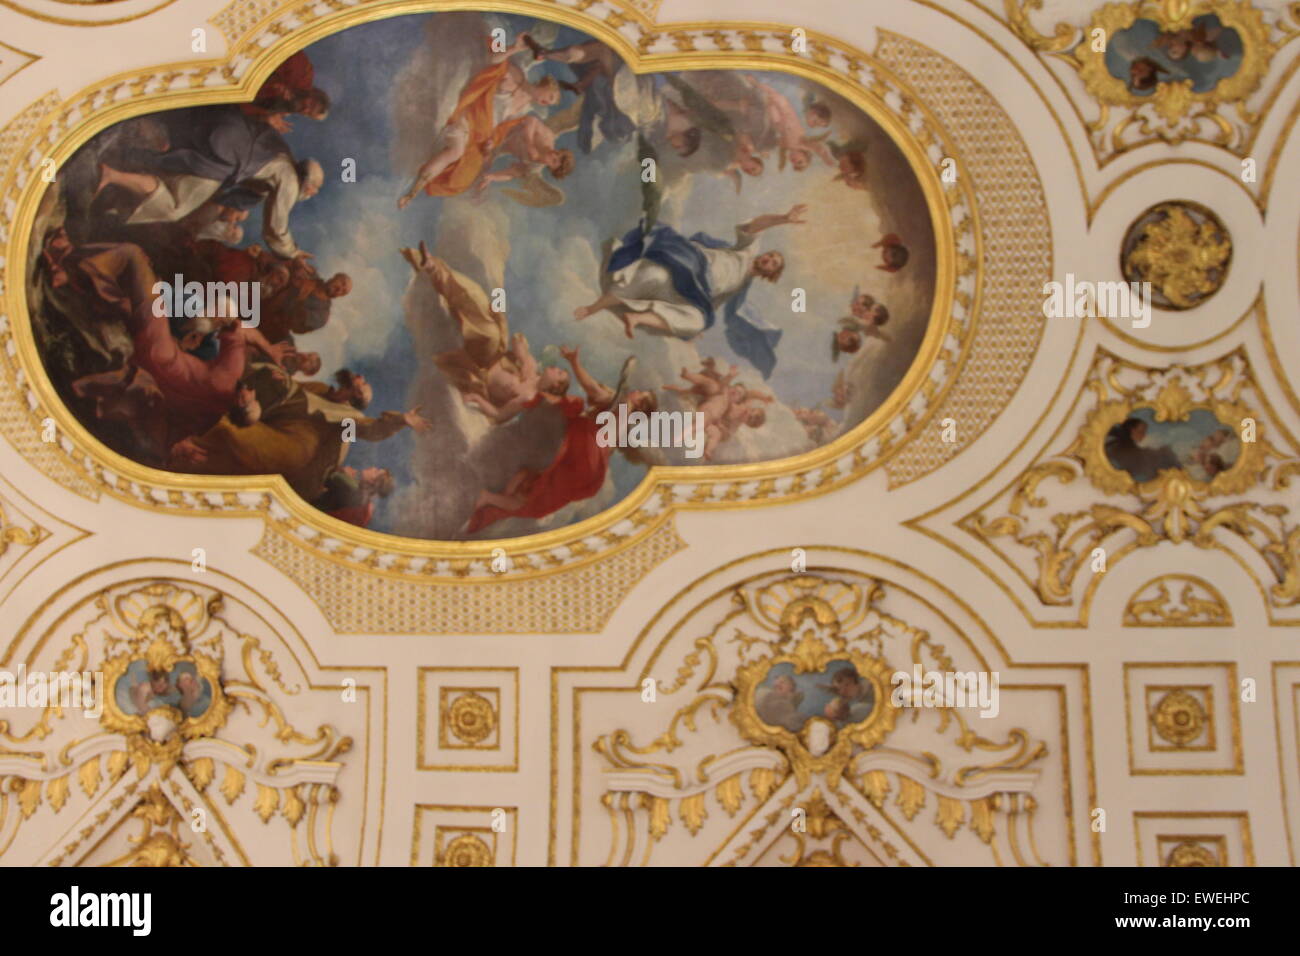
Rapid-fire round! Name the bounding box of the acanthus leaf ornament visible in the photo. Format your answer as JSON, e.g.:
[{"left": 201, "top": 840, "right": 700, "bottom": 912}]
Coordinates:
[{"left": 962, "top": 350, "right": 1300, "bottom": 618}]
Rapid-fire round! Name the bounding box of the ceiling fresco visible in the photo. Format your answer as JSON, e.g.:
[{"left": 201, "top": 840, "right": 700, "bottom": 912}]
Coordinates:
[
  {"left": 25, "top": 10, "right": 940, "bottom": 541},
  {"left": 1, "top": 0, "right": 1299, "bottom": 887}
]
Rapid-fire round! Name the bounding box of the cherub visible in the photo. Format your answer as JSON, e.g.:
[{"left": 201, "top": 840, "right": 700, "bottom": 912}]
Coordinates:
[
  {"left": 741, "top": 75, "right": 835, "bottom": 171},
  {"left": 819, "top": 666, "right": 873, "bottom": 724},
  {"left": 756, "top": 674, "right": 806, "bottom": 732},
  {"left": 721, "top": 138, "right": 766, "bottom": 194},
  {"left": 1154, "top": 22, "right": 1227, "bottom": 62},
  {"left": 130, "top": 670, "right": 174, "bottom": 714},
  {"left": 1186, "top": 20, "right": 1229, "bottom": 61},
  {"left": 1192, "top": 427, "right": 1234, "bottom": 478},
  {"left": 793, "top": 405, "right": 837, "bottom": 444},
  {"left": 689, "top": 74, "right": 833, "bottom": 170},
  {"left": 662, "top": 356, "right": 739, "bottom": 396},
  {"left": 831, "top": 290, "right": 892, "bottom": 361},
  {"left": 1129, "top": 57, "right": 1168, "bottom": 92},
  {"left": 470, "top": 113, "right": 577, "bottom": 207},
  {"left": 176, "top": 671, "right": 204, "bottom": 715},
  {"left": 803, "top": 93, "right": 832, "bottom": 128},
  {"left": 874, "top": 234, "right": 909, "bottom": 273},
  {"left": 722, "top": 384, "right": 774, "bottom": 434},
  {"left": 664, "top": 361, "right": 771, "bottom": 459}
]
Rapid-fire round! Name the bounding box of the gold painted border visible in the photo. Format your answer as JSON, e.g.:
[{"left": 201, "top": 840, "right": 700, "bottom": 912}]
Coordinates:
[
  {"left": 1271, "top": 663, "right": 1300, "bottom": 865},
  {"left": 551, "top": 547, "right": 1096, "bottom": 867},
  {"left": 0, "top": 0, "right": 963, "bottom": 577},
  {"left": 416, "top": 666, "right": 519, "bottom": 771},
  {"left": 1123, "top": 662, "right": 1244, "bottom": 776},
  {"left": 1133, "top": 810, "right": 1254, "bottom": 866},
  {"left": 411, "top": 804, "right": 518, "bottom": 865},
  {"left": 0, "top": 0, "right": 180, "bottom": 27}
]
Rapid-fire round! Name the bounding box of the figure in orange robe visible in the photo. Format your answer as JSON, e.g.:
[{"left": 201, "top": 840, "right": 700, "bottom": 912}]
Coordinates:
[{"left": 397, "top": 33, "right": 561, "bottom": 208}]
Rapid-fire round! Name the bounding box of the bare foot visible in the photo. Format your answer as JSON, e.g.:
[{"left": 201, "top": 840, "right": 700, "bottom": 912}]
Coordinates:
[{"left": 620, "top": 313, "right": 636, "bottom": 339}]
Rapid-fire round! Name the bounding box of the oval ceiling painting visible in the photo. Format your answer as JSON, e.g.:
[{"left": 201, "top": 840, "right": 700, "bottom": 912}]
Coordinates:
[{"left": 26, "top": 10, "right": 939, "bottom": 541}]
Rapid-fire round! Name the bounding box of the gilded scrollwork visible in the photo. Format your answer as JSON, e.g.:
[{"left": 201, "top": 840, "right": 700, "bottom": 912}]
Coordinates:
[
  {"left": 962, "top": 349, "right": 1300, "bottom": 615},
  {"left": 1005, "top": 0, "right": 1300, "bottom": 159},
  {"left": 0, "top": 580, "right": 352, "bottom": 866},
  {"left": 1120, "top": 201, "right": 1232, "bottom": 309},
  {"left": 592, "top": 571, "right": 1055, "bottom": 866},
  {"left": 1124, "top": 574, "right": 1232, "bottom": 625},
  {"left": 0, "top": 499, "right": 43, "bottom": 561}
]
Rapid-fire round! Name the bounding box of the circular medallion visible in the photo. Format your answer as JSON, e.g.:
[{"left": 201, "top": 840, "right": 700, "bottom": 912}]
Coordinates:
[
  {"left": 1151, "top": 689, "right": 1206, "bottom": 746},
  {"left": 447, "top": 691, "right": 496, "bottom": 745},
  {"left": 1121, "top": 200, "right": 1231, "bottom": 310},
  {"left": 1166, "top": 841, "right": 1218, "bottom": 867},
  {"left": 440, "top": 833, "right": 494, "bottom": 867}
]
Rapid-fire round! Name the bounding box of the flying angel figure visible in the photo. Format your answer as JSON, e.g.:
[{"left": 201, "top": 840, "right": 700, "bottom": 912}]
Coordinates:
[
  {"left": 396, "top": 19, "right": 563, "bottom": 208},
  {"left": 470, "top": 97, "right": 583, "bottom": 206},
  {"left": 831, "top": 287, "right": 891, "bottom": 361}
]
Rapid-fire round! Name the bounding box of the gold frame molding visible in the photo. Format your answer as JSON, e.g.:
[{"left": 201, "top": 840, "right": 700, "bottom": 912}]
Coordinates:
[
  {"left": 0, "top": 0, "right": 967, "bottom": 581},
  {"left": 731, "top": 637, "right": 900, "bottom": 787}
]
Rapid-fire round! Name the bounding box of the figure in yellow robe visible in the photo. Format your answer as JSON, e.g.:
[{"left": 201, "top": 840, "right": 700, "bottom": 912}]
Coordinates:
[{"left": 171, "top": 371, "right": 428, "bottom": 502}]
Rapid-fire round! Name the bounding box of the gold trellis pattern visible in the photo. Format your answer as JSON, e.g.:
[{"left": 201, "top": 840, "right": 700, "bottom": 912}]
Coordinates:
[
  {"left": 252, "top": 514, "right": 686, "bottom": 633},
  {"left": 875, "top": 30, "right": 1050, "bottom": 487}
]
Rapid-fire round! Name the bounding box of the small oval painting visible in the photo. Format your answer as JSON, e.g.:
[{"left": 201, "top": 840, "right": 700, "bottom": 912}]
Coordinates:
[
  {"left": 114, "top": 659, "right": 213, "bottom": 720},
  {"left": 26, "top": 9, "right": 939, "bottom": 540},
  {"left": 754, "top": 659, "right": 878, "bottom": 734},
  {"left": 1105, "top": 14, "right": 1244, "bottom": 95},
  {"left": 1103, "top": 406, "right": 1239, "bottom": 484}
]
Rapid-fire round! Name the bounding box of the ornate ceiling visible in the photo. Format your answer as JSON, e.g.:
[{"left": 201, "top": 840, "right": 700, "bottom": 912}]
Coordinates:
[{"left": 0, "top": 0, "right": 1297, "bottom": 867}]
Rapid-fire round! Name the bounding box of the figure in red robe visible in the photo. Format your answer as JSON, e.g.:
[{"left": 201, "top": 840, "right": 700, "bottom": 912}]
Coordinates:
[
  {"left": 242, "top": 51, "right": 330, "bottom": 132},
  {"left": 465, "top": 347, "right": 655, "bottom": 533}
]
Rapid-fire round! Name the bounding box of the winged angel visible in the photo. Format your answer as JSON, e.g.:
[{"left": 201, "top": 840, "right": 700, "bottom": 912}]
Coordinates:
[{"left": 396, "top": 18, "right": 567, "bottom": 208}]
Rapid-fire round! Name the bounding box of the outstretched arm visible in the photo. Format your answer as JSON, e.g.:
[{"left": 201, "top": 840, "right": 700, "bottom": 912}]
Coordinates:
[
  {"left": 679, "top": 369, "right": 719, "bottom": 393},
  {"left": 489, "top": 32, "right": 532, "bottom": 64},
  {"left": 561, "top": 346, "right": 613, "bottom": 406},
  {"left": 738, "top": 203, "right": 807, "bottom": 237},
  {"left": 465, "top": 392, "right": 531, "bottom": 424},
  {"left": 511, "top": 333, "right": 538, "bottom": 380},
  {"left": 239, "top": 326, "right": 289, "bottom": 365},
  {"left": 474, "top": 160, "right": 534, "bottom": 194},
  {"left": 803, "top": 136, "right": 836, "bottom": 166}
]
